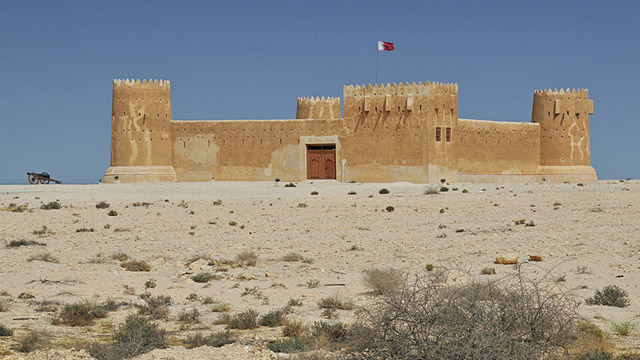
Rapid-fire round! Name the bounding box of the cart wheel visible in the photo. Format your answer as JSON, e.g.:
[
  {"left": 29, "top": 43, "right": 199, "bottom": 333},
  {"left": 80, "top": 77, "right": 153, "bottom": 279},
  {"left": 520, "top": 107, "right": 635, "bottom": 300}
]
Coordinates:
[
  {"left": 28, "top": 174, "right": 38, "bottom": 184},
  {"left": 39, "top": 178, "right": 46, "bottom": 184},
  {"left": 43, "top": 178, "right": 50, "bottom": 184}
]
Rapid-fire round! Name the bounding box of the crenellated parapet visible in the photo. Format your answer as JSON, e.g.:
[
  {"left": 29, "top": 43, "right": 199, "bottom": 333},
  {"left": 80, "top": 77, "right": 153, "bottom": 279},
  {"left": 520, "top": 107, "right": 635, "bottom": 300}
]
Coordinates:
[
  {"left": 532, "top": 88, "right": 594, "bottom": 167},
  {"left": 296, "top": 96, "right": 341, "bottom": 119},
  {"left": 113, "top": 78, "right": 171, "bottom": 89}
]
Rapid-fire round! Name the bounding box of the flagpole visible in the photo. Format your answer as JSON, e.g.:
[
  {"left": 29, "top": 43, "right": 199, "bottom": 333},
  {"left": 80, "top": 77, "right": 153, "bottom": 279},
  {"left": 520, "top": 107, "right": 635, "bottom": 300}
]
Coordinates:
[{"left": 376, "top": 44, "right": 379, "bottom": 85}]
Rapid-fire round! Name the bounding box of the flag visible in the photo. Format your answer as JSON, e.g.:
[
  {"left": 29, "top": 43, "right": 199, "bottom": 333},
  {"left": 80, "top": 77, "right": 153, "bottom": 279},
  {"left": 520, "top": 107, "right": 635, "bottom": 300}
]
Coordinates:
[{"left": 378, "top": 41, "right": 394, "bottom": 51}]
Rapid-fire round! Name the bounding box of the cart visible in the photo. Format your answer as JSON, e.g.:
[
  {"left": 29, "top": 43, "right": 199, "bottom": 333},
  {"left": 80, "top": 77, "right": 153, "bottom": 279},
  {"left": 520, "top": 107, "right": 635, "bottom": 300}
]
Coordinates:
[{"left": 27, "top": 172, "right": 62, "bottom": 185}]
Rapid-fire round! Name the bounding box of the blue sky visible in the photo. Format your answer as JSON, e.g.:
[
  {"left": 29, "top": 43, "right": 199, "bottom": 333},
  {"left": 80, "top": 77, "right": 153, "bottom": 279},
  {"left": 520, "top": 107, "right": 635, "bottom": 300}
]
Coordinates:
[{"left": 1, "top": 1, "right": 638, "bottom": 184}]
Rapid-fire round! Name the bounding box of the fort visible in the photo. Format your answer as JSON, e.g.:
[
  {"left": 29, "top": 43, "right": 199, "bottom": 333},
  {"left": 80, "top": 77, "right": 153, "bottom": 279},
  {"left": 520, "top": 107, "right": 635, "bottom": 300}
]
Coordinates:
[{"left": 104, "top": 79, "right": 596, "bottom": 183}]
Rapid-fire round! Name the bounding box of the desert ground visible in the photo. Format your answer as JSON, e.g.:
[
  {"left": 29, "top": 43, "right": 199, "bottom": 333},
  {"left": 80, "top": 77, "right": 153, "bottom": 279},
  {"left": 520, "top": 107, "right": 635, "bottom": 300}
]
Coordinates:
[{"left": 0, "top": 180, "right": 638, "bottom": 358}]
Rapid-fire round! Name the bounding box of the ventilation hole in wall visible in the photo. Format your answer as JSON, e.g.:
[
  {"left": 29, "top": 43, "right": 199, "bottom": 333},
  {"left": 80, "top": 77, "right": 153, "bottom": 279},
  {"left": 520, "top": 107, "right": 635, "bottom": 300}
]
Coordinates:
[
  {"left": 297, "top": 140, "right": 300, "bottom": 144},
  {"left": 242, "top": 139, "right": 245, "bottom": 144},
  {"left": 375, "top": 107, "right": 378, "bottom": 112},
  {"left": 280, "top": 139, "right": 282, "bottom": 144},
  {"left": 223, "top": 140, "right": 225, "bottom": 145},
  {"left": 435, "top": 127, "right": 442, "bottom": 142},
  {"left": 208, "top": 140, "right": 210, "bottom": 147},
  {"left": 123, "top": 112, "right": 126, "bottom": 116},
  {"left": 260, "top": 139, "right": 263, "bottom": 144}
]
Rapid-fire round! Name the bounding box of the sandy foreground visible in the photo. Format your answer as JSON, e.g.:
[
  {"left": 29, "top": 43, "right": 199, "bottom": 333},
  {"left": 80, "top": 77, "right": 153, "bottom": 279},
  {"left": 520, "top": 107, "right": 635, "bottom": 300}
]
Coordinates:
[{"left": 0, "top": 180, "right": 638, "bottom": 358}]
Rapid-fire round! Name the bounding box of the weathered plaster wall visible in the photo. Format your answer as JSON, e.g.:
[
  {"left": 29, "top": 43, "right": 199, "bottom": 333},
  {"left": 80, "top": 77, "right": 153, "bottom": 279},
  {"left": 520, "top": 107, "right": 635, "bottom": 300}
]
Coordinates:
[
  {"left": 457, "top": 119, "right": 540, "bottom": 175},
  {"left": 110, "top": 79, "right": 173, "bottom": 167}
]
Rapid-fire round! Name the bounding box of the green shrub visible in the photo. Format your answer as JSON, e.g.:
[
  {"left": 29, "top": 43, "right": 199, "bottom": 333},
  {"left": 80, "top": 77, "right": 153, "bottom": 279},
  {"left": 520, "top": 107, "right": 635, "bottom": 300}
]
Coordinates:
[
  {"left": 222, "top": 309, "right": 258, "bottom": 330},
  {"left": 0, "top": 323, "right": 12, "bottom": 336},
  {"left": 425, "top": 263, "right": 434, "bottom": 271},
  {"left": 586, "top": 285, "right": 630, "bottom": 308},
  {"left": 311, "top": 191, "right": 319, "bottom": 195},
  {"left": 284, "top": 182, "right": 296, "bottom": 187},
  {"left": 348, "top": 191, "right": 357, "bottom": 195},
  {"left": 88, "top": 314, "right": 167, "bottom": 358},
  {"left": 211, "top": 302, "right": 231, "bottom": 312},
  {"left": 462, "top": 189, "right": 469, "bottom": 193},
  {"left": 318, "top": 293, "right": 354, "bottom": 310},
  {"left": 379, "top": 188, "right": 389, "bottom": 194},
  {"left": 108, "top": 210, "right": 118, "bottom": 216},
  {"left": 121, "top": 260, "right": 150, "bottom": 272},
  {"left": 612, "top": 321, "right": 635, "bottom": 336},
  {"left": 41, "top": 201, "right": 61, "bottom": 210},
  {"left": 110, "top": 251, "right": 129, "bottom": 261},
  {"left": 55, "top": 301, "right": 109, "bottom": 326},
  {"left": 259, "top": 309, "right": 287, "bottom": 327},
  {"left": 311, "top": 321, "right": 347, "bottom": 342},
  {"left": 177, "top": 308, "right": 201, "bottom": 324},
  {"left": 184, "top": 331, "right": 235, "bottom": 349},
  {"left": 440, "top": 186, "right": 449, "bottom": 192},
  {"left": 267, "top": 336, "right": 315, "bottom": 353}
]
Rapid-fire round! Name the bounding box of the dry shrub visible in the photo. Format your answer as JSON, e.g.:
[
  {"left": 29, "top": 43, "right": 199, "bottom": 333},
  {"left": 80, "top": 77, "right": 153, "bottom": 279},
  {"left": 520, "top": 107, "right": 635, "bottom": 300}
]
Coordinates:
[
  {"left": 283, "top": 319, "right": 308, "bottom": 337},
  {"left": 0, "top": 323, "right": 13, "bottom": 337},
  {"left": 121, "top": 260, "right": 150, "bottom": 272},
  {"left": 27, "top": 253, "right": 59, "bottom": 263},
  {"left": 14, "top": 329, "right": 51, "bottom": 353},
  {"left": 350, "top": 267, "right": 580, "bottom": 360},
  {"left": 95, "top": 201, "right": 110, "bottom": 209},
  {"left": 220, "top": 309, "right": 258, "bottom": 330},
  {"left": 571, "top": 321, "right": 615, "bottom": 357},
  {"left": 110, "top": 251, "right": 129, "bottom": 261},
  {"left": 7, "top": 239, "right": 46, "bottom": 248},
  {"left": 259, "top": 308, "right": 287, "bottom": 327},
  {"left": 318, "top": 293, "right": 354, "bottom": 310},
  {"left": 87, "top": 314, "right": 166, "bottom": 360},
  {"left": 184, "top": 331, "right": 235, "bottom": 349},
  {"left": 362, "top": 268, "right": 404, "bottom": 295},
  {"left": 423, "top": 184, "right": 440, "bottom": 195},
  {"left": 40, "top": 201, "right": 61, "bottom": 210},
  {"left": 235, "top": 250, "right": 258, "bottom": 267},
  {"left": 55, "top": 301, "right": 109, "bottom": 326},
  {"left": 282, "top": 252, "right": 304, "bottom": 262},
  {"left": 137, "top": 293, "right": 171, "bottom": 320},
  {"left": 0, "top": 300, "right": 9, "bottom": 312},
  {"left": 177, "top": 308, "right": 201, "bottom": 324},
  {"left": 586, "top": 285, "right": 630, "bottom": 308}
]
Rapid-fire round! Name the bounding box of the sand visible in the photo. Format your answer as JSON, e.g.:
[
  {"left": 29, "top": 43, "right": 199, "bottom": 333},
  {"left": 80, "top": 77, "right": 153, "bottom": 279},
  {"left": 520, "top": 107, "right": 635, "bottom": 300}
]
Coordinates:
[{"left": 0, "top": 180, "right": 638, "bottom": 357}]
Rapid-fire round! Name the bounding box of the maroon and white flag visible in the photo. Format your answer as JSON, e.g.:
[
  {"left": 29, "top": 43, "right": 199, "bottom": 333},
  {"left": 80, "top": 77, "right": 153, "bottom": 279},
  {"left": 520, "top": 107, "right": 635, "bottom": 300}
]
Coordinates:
[{"left": 378, "top": 41, "right": 394, "bottom": 51}]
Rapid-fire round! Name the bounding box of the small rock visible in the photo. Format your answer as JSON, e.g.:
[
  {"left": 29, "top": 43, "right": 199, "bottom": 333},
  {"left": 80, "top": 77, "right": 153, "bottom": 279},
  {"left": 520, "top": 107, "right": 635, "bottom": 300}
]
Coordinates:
[
  {"left": 495, "top": 255, "right": 518, "bottom": 265},
  {"left": 528, "top": 255, "right": 544, "bottom": 262},
  {"left": 481, "top": 267, "right": 496, "bottom": 275},
  {"left": 188, "top": 258, "right": 209, "bottom": 271}
]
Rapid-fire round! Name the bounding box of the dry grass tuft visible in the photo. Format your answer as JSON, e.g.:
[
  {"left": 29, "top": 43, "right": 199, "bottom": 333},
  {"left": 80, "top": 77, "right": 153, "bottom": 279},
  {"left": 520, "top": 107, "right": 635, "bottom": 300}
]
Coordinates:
[
  {"left": 235, "top": 250, "right": 258, "bottom": 267},
  {"left": 362, "top": 268, "right": 404, "bottom": 295},
  {"left": 121, "top": 260, "right": 150, "bottom": 272},
  {"left": 27, "top": 253, "right": 59, "bottom": 263},
  {"left": 318, "top": 293, "right": 354, "bottom": 310}
]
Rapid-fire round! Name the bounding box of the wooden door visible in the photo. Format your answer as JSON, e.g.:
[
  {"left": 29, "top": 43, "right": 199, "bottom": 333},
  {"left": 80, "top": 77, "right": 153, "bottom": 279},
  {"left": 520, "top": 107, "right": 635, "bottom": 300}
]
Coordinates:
[{"left": 307, "top": 145, "right": 336, "bottom": 179}]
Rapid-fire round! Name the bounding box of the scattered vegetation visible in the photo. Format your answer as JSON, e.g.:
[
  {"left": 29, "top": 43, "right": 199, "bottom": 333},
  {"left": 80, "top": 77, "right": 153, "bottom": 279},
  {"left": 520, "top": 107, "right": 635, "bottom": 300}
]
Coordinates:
[
  {"left": 110, "top": 251, "right": 129, "bottom": 262},
  {"left": 144, "top": 279, "right": 156, "bottom": 289},
  {"left": 379, "top": 188, "right": 389, "bottom": 194},
  {"left": 424, "top": 184, "right": 440, "bottom": 195},
  {"left": 228, "top": 221, "right": 237, "bottom": 226},
  {"left": 318, "top": 293, "right": 354, "bottom": 310},
  {"left": 288, "top": 298, "right": 303, "bottom": 307},
  {"left": 0, "top": 300, "right": 10, "bottom": 312},
  {"left": 121, "top": 260, "right": 151, "bottom": 272},
  {"left": 32, "top": 225, "right": 50, "bottom": 235},
  {"left": 612, "top": 321, "right": 635, "bottom": 336},
  {"left": 40, "top": 201, "right": 61, "bottom": 210},
  {"left": 425, "top": 263, "right": 434, "bottom": 271},
  {"left": 184, "top": 331, "right": 235, "bottom": 349},
  {"left": 211, "top": 302, "right": 231, "bottom": 313},
  {"left": 260, "top": 308, "right": 288, "bottom": 327},
  {"left": 267, "top": 321, "right": 347, "bottom": 353},
  {"left": 311, "top": 191, "right": 319, "bottom": 195},
  {"left": 95, "top": 201, "right": 110, "bottom": 209},
  {"left": 284, "top": 182, "right": 297, "bottom": 187},
  {"left": 362, "top": 268, "right": 404, "bottom": 295},
  {"left": 54, "top": 301, "right": 109, "bottom": 326},
  {"left": 586, "top": 285, "right": 630, "bottom": 308},
  {"left": 282, "top": 319, "right": 307, "bottom": 337},
  {"left": 306, "top": 279, "right": 320, "bottom": 288},
  {"left": 137, "top": 293, "right": 172, "bottom": 320},
  {"left": 350, "top": 268, "right": 580, "bottom": 359},
  {"left": 14, "top": 330, "right": 51, "bottom": 353},
  {"left": 220, "top": 309, "right": 259, "bottom": 330},
  {"left": 87, "top": 314, "right": 167, "bottom": 360},
  {"left": 348, "top": 191, "right": 357, "bottom": 195},
  {"left": 385, "top": 206, "right": 395, "bottom": 212},
  {"left": 6, "top": 239, "right": 46, "bottom": 248},
  {"left": 440, "top": 186, "right": 449, "bottom": 192},
  {"left": 0, "top": 323, "right": 12, "bottom": 337},
  {"left": 27, "top": 252, "right": 59, "bottom": 263},
  {"left": 107, "top": 210, "right": 118, "bottom": 216},
  {"left": 235, "top": 250, "right": 258, "bottom": 267},
  {"left": 177, "top": 308, "right": 201, "bottom": 324},
  {"left": 76, "top": 227, "right": 95, "bottom": 233}
]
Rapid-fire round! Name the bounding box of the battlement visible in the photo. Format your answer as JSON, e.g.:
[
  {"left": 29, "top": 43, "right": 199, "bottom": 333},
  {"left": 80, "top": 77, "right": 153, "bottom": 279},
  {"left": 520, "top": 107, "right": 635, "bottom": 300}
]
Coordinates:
[
  {"left": 533, "top": 88, "right": 589, "bottom": 100},
  {"left": 296, "top": 96, "right": 341, "bottom": 119},
  {"left": 113, "top": 78, "right": 171, "bottom": 89},
  {"left": 343, "top": 81, "right": 457, "bottom": 98}
]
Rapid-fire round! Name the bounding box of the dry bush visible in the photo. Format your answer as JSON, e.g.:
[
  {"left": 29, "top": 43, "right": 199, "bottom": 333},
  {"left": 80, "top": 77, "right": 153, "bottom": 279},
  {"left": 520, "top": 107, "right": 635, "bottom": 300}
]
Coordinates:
[
  {"left": 6, "top": 239, "right": 46, "bottom": 248},
  {"left": 87, "top": 314, "right": 166, "bottom": 360},
  {"left": 211, "top": 302, "right": 231, "bottom": 313},
  {"left": 184, "top": 331, "right": 235, "bottom": 349},
  {"left": 318, "top": 293, "right": 354, "bottom": 310},
  {"left": 27, "top": 253, "right": 59, "bottom": 263},
  {"left": 191, "top": 272, "right": 220, "bottom": 283},
  {"left": 177, "top": 309, "right": 201, "bottom": 324},
  {"left": 612, "top": 321, "right": 635, "bottom": 336},
  {"left": 268, "top": 321, "right": 347, "bottom": 354},
  {"left": 283, "top": 319, "right": 308, "bottom": 337},
  {"left": 235, "top": 250, "right": 258, "bottom": 267},
  {"left": 283, "top": 252, "right": 304, "bottom": 262},
  {"left": 260, "top": 308, "right": 287, "bottom": 327},
  {"left": 14, "top": 329, "right": 51, "bottom": 353},
  {"left": 110, "top": 251, "right": 129, "bottom": 261},
  {"left": 0, "top": 300, "right": 10, "bottom": 312},
  {"left": 586, "top": 285, "right": 630, "bottom": 308},
  {"left": 0, "top": 323, "right": 12, "bottom": 336},
  {"left": 96, "top": 201, "right": 110, "bottom": 209},
  {"left": 54, "top": 301, "right": 109, "bottom": 326},
  {"left": 121, "top": 260, "right": 150, "bottom": 272},
  {"left": 220, "top": 309, "right": 258, "bottom": 330},
  {"left": 350, "top": 267, "right": 580, "bottom": 360},
  {"left": 40, "top": 201, "right": 61, "bottom": 210},
  {"left": 362, "top": 268, "right": 404, "bottom": 295},
  {"left": 423, "top": 184, "right": 440, "bottom": 195},
  {"left": 137, "top": 293, "right": 172, "bottom": 320}
]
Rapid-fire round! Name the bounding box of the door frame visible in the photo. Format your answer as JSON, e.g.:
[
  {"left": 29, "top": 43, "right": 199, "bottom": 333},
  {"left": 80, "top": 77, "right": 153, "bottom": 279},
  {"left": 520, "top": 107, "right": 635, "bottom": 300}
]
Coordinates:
[{"left": 306, "top": 143, "right": 336, "bottom": 180}]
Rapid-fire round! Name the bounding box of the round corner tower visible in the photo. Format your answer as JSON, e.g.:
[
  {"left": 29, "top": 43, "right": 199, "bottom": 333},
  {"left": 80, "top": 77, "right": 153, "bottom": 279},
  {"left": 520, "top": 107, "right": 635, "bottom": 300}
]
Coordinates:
[
  {"left": 104, "top": 79, "right": 177, "bottom": 183},
  {"left": 532, "top": 88, "right": 597, "bottom": 181}
]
